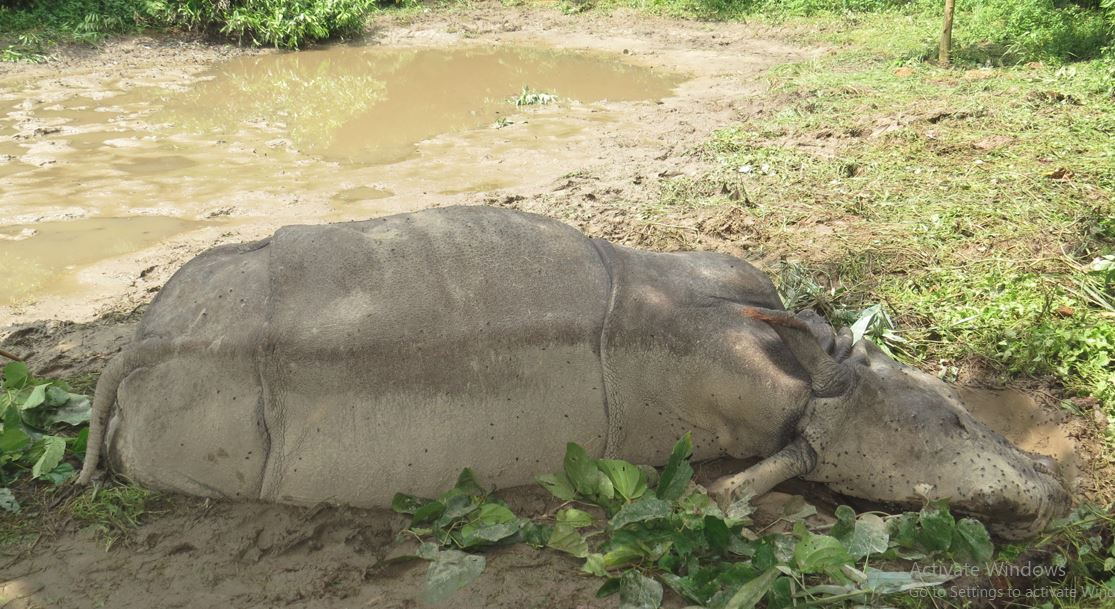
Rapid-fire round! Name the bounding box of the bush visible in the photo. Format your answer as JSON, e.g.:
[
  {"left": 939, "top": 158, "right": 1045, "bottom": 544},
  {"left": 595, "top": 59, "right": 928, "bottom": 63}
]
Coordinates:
[
  {"left": 961, "top": 0, "right": 1111, "bottom": 62},
  {"left": 147, "top": 0, "right": 378, "bottom": 48},
  {"left": 0, "top": 0, "right": 162, "bottom": 43},
  {"left": 0, "top": 0, "right": 381, "bottom": 49}
]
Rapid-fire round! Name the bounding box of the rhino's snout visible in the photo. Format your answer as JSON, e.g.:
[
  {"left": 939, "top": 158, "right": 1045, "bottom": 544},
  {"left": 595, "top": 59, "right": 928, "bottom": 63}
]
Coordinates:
[{"left": 968, "top": 462, "right": 1070, "bottom": 541}]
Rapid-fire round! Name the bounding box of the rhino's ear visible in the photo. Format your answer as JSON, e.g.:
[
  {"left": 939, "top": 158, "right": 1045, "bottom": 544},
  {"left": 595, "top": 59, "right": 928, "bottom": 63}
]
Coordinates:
[{"left": 743, "top": 307, "right": 854, "bottom": 398}]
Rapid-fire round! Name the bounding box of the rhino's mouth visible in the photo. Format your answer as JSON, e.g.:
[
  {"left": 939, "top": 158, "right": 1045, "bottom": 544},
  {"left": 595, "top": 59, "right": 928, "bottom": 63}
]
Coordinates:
[{"left": 954, "top": 470, "right": 1071, "bottom": 541}]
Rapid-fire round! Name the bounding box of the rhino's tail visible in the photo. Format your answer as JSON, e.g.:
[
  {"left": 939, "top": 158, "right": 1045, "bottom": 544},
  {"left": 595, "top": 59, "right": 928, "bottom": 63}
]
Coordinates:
[{"left": 76, "top": 338, "right": 201, "bottom": 486}]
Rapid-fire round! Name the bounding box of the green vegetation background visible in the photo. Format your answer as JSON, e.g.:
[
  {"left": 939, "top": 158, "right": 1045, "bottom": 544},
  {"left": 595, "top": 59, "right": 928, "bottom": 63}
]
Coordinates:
[{"left": 0, "top": 0, "right": 1112, "bottom": 57}]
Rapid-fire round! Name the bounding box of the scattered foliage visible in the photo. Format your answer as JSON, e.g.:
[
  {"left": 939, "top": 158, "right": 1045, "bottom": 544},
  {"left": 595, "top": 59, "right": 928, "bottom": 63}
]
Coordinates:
[
  {"left": 395, "top": 436, "right": 1003, "bottom": 607},
  {"left": 0, "top": 362, "right": 91, "bottom": 513}
]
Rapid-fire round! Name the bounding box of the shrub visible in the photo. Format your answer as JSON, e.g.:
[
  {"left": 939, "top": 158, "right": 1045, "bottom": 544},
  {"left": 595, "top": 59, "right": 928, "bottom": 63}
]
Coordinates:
[
  {"left": 961, "top": 0, "right": 1111, "bottom": 62},
  {"left": 0, "top": 0, "right": 380, "bottom": 49},
  {"left": 147, "top": 0, "right": 378, "bottom": 48}
]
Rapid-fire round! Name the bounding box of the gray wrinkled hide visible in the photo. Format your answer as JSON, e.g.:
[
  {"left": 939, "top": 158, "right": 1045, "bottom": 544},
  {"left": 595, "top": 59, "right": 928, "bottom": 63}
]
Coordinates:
[{"left": 108, "top": 206, "right": 810, "bottom": 504}]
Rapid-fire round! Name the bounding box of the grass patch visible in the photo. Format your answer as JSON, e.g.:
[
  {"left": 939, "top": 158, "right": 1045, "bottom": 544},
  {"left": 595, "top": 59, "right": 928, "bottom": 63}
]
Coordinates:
[
  {"left": 606, "top": 0, "right": 1114, "bottom": 65},
  {"left": 0, "top": 481, "right": 162, "bottom": 550},
  {"left": 689, "top": 50, "right": 1115, "bottom": 420},
  {"left": 67, "top": 484, "right": 163, "bottom": 549}
]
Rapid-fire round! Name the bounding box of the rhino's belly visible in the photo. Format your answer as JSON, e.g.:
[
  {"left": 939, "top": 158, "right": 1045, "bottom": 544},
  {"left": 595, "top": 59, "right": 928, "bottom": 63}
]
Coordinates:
[
  {"left": 109, "top": 342, "right": 608, "bottom": 506},
  {"left": 114, "top": 207, "right": 614, "bottom": 505}
]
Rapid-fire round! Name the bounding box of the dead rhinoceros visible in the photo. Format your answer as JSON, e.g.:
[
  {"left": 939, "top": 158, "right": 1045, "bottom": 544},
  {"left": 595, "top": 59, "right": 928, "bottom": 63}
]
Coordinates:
[{"left": 78, "top": 206, "right": 1069, "bottom": 539}]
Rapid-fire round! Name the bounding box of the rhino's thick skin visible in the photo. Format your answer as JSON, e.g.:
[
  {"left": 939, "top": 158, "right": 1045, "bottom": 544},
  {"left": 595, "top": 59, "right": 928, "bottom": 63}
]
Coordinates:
[{"left": 86, "top": 206, "right": 1069, "bottom": 539}]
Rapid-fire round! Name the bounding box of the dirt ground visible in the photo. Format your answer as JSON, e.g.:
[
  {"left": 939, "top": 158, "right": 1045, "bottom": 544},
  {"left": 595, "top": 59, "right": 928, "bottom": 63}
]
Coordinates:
[{"left": 0, "top": 4, "right": 1105, "bottom": 609}]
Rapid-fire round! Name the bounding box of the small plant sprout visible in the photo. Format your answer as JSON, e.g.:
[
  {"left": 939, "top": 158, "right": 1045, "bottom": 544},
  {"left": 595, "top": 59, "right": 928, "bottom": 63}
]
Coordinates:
[{"left": 511, "top": 86, "right": 558, "bottom": 107}]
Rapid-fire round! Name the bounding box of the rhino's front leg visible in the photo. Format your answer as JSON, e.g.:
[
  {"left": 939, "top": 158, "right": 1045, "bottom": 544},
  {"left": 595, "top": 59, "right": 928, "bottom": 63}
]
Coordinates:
[{"left": 708, "top": 438, "right": 817, "bottom": 503}]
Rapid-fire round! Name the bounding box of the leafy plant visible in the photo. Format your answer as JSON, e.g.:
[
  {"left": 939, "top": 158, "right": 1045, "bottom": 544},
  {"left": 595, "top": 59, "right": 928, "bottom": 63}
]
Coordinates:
[
  {"left": 0, "top": 362, "right": 91, "bottom": 513},
  {"left": 511, "top": 86, "right": 558, "bottom": 107},
  {"left": 391, "top": 469, "right": 530, "bottom": 600},
  {"left": 395, "top": 435, "right": 998, "bottom": 607}
]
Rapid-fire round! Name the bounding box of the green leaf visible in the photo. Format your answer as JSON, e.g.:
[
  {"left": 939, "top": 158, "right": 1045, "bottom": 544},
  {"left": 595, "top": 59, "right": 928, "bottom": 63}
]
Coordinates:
[
  {"left": 39, "top": 462, "right": 75, "bottom": 485},
  {"left": 888, "top": 512, "right": 919, "bottom": 549},
  {"left": 793, "top": 533, "right": 853, "bottom": 574},
  {"left": 453, "top": 468, "right": 485, "bottom": 497},
  {"left": 2, "top": 362, "right": 29, "bottom": 390},
  {"left": 725, "top": 494, "right": 755, "bottom": 526},
  {"left": 837, "top": 512, "right": 889, "bottom": 559},
  {"left": 392, "top": 493, "right": 431, "bottom": 515},
  {"left": 458, "top": 503, "right": 520, "bottom": 546},
  {"left": 581, "top": 553, "right": 607, "bottom": 577},
  {"left": 610, "top": 497, "right": 672, "bottom": 530},
  {"left": 703, "top": 515, "right": 731, "bottom": 554},
  {"left": 70, "top": 428, "right": 89, "bottom": 458},
  {"left": 44, "top": 385, "right": 70, "bottom": 407},
  {"left": 0, "top": 406, "right": 31, "bottom": 453},
  {"left": 722, "top": 568, "right": 778, "bottom": 609},
  {"left": 19, "top": 384, "right": 46, "bottom": 411},
  {"left": 440, "top": 493, "right": 478, "bottom": 520},
  {"left": 424, "top": 548, "right": 485, "bottom": 604},
  {"left": 557, "top": 507, "right": 595, "bottom": 528},
  {"left": 561, "top": 442, "right": 614, "bottom": 504},
  {"left": 411, "top": 500, "right": 446, "bottom": 525},
  {"left": 656, "top": 433, "right": 693, "bottom": 501},
  {"left": 917, "top": 501, "right": 955, "bottom": 553},
  {"left": 547, "top": 523, "right": 589, "bottom": 558},
  {"left": 31, "top": 436, "right": 66, "bottom": 479},
  {"left": 43, "top": 394, "right": 92, "bottom": 427},
  {"left": 536, "top": 473, "right": 576, "bottom": 501},
  {"left": 862, "top": 567, "right": 951, "bottom": 593},
  {"left": 564, "top": 442, "right": 599, "bottom": 495},
  {"left": 0, "top": 487, "right": 18, "bottom": 513},
  {"left": 832, "top": 504, "right": 856, "bottom": 539},
  {"left": 416, "top": 542, "right": 439, "bottom": 560},
  {"left": 619, "top": 571, "right": 662, "bottom": 609},
  {"left": 598, "top": 459, "right": 647, "bottom": 501},
  {"left": 954, "top": 518, "right": 994, "bottom": 563},
  {"left": 603, "top": 544, "right": 645, "bottom": 569},
  {"left": 521, "top": 521, "right": 552, "bottom": 548}
]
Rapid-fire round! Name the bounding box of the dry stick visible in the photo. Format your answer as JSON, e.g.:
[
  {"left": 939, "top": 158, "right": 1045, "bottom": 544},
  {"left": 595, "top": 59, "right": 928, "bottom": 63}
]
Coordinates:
[
  {"left": 0, "top": 347, "right": 23, "bottom": 362},
  {"left": 939, "top": 0, "right": 956, "bottom": 66}
]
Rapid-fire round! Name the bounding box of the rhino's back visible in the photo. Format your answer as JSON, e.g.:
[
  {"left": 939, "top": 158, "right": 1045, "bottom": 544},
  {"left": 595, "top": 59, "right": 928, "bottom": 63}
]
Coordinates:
[{"left": 113, "top": 207, "right": 612, "bottom": 504}]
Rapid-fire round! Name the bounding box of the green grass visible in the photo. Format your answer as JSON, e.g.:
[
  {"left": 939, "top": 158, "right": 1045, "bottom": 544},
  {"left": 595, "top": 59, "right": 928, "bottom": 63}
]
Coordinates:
[
  {"left": 68, "top": 484, "right": 163, "bottom": 549},
  {"left": 610, "top": 0, "right": 1114, "bottom": 65},
  {"left": 683, "top": 45, "right": 1115, "bottom": 421},
  {"left": 0, "top": 482, "right": 162, "bottom": 550}
]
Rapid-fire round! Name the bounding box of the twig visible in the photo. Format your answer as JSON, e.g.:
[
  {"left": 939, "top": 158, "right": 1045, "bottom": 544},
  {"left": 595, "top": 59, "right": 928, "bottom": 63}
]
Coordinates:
[{"left": 0, "top": 348, "right": 23, "bottom": 362}]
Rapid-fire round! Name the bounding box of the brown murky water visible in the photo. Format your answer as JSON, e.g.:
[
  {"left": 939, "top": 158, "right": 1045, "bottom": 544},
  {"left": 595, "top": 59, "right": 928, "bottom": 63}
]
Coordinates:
[
  {"left": 0, "top": 217, "right": 203, "bottom": 305},
  {"left": 166, "top": 46, "right": 682, "bottom": 164},
  {"left": 0, "top": 45, "right": 682, "bottom": 307}
]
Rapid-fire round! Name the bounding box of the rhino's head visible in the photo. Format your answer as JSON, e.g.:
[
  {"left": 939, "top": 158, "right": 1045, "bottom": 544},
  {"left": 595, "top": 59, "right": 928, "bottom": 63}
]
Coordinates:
[{"left": 759, "top": 309, "right": 1071, "bottom": 540}]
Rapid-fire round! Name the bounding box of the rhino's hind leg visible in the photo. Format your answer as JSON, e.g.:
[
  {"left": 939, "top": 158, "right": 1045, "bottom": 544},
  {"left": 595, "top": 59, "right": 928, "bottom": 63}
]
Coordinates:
[{"left": 708, "top": 438, "right": 817, "bottom": 503}]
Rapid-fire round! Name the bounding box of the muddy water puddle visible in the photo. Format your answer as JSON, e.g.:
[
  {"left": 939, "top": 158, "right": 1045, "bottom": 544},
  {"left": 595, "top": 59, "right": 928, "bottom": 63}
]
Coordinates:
[
  {"left": 167, "top": 46, "right": 682, "bottom": 164},
  {"left": 1, "top": 45, "right": 682, "bottom": 308},
  {"left": 0, "top": 217, "right": 204, "bottom": 305}
]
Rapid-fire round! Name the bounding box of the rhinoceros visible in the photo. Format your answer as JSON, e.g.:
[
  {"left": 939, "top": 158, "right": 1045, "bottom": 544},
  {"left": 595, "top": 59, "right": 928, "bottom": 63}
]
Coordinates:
[{"left": 78, "top": 206, "right": 1069, "bottom": 539}]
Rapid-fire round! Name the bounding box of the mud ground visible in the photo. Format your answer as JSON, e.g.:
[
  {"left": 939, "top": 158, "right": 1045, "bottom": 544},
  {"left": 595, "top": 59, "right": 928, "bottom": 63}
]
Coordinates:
[{"left": 0, "top": 4, "right": 1105, "bottom": 609}]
